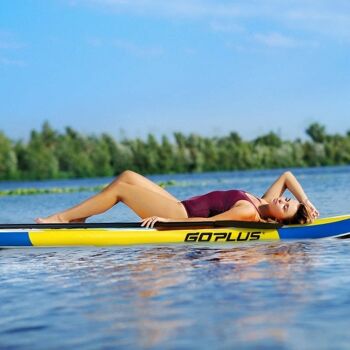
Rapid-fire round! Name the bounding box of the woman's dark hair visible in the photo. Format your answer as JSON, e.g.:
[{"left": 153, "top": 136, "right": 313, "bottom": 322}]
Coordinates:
[{"left": 281, "top": 203, "right": 313, "bottom": 225}]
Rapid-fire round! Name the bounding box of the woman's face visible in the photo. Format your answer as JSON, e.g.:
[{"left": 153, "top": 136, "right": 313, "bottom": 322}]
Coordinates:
[{"left": 269, "top": 197, "right": 299, "bottom": 221}]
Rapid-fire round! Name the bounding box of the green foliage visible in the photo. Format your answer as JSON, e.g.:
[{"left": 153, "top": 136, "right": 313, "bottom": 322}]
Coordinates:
[
  {"left": 0, "top": 132, "right": 18, "bottom": 180},
  {"left": 254, "top": 131, "right": 282, "bottom": 148},
  {"left": 306, "top": 123, "right": 327, "bottom": 143},
  {"left": 0, "top": 121, "right": 348, "bottom": 181},
  {"left": 0, "top": 184, "right": 107, "bottom": 196}
]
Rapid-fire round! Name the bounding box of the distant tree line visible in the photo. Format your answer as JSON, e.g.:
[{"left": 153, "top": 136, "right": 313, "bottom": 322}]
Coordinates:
[{"left": 0, "top": 121, "right": 349, "bottom": 180}]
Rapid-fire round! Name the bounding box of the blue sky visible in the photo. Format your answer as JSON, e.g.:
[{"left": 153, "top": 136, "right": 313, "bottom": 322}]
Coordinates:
[{"left": 1, "top": 0, "right": 350, "bottom": 141}]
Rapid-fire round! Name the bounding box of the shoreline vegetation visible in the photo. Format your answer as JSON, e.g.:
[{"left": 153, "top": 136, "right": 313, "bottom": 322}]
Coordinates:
[
  {"left": 0, "top": 122, "right": 349, "bottom": 185},
  {"left": 0, "top": 180, "right": 177, "bottom": 197}
]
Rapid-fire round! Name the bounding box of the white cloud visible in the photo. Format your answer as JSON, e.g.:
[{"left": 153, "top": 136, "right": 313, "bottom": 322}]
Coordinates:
[
  {"left": 256, "top": 32, "right": 320, "bottom": 49},
  {"left": 0, "top": 57, "right": 26, "bottom": 67},
  {"left": 286, "top": 9, "right": 350, "bottom": 40},
  {"left": 210, "top": 20, "right": 245, "bottom": 33},
  {"left": 71, "top": 0, "right": 350, "bottom": 47},
  {"left": 254, "top": 32, "right": 299, "bottom": 48},
  {"left": 86, "top": 36, "right": 164, "bottom": 56},
  {"left": 0, "top": 41, "right": 24, "bottom": 49},
  {"left": 86, "top": 36, "right": 103, "bottom": 47},
  {"left": 71, "top": 0, "right": 245, "bottom": 19},
  {"left": 0, "top": 32, "right": 26, "bottom": 67},
  {"left": 184, "top": 47, "right": 197, "bottom": 55},
  {"left": 0, "top": 31, "right": 26, "bottom": 50},
  {"left": 72, "top": 0, "right": 350, "bottom": 21},
  {"left": 112, "top": 38, "right": 164, "bottom": 56}
]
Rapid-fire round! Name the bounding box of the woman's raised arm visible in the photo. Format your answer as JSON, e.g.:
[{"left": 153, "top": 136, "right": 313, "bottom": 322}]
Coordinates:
[
  {"left": 262, "top": 171, "right": 307, "bottom": 203},
  {"left": 263, "top": 171, "right": 319, "bottom": 218}
]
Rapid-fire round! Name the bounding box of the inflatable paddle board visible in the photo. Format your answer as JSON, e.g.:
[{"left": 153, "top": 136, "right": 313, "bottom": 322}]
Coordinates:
[{"left": 0, "top": 215, "right": 349, "bottom": 247}]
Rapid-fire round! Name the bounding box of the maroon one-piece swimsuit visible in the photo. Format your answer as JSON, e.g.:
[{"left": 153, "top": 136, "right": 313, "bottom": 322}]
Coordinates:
[{"left": 181, "top": 190, "right": 258, "bottom": 218}]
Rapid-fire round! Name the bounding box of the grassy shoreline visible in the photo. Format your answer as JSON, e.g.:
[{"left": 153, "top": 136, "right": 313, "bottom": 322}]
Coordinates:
[{"left": 0, "top": 180, "right": 178, "bottom": 196}]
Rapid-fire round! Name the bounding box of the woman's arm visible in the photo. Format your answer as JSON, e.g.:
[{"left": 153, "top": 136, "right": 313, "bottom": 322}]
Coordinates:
[
  {"left": 141, "top": 204, "right": 258, "bottom": 228},
  {"left": 263, "top": 171, "right": 319, "bottom": 218},
  {"left": 263, "top": 171, "right": 308, "bottom": 203}
]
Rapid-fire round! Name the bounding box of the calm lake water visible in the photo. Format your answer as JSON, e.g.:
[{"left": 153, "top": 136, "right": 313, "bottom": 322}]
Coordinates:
[{"left": 1, "top": 166, "right": 350, "bottom": 349}]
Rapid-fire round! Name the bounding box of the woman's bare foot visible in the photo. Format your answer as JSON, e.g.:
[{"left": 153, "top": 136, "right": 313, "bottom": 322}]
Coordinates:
[{"left": 35, "top": 214, "right": 68, "bottom": 224}]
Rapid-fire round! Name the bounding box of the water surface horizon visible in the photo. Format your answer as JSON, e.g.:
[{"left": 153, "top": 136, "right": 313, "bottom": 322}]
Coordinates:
[{"left": 1, "top": 166, "right": 350, "bottom": 349}]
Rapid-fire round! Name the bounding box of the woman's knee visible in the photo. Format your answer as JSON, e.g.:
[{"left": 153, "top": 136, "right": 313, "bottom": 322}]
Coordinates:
[
  {"left": 118, "top": 170, "right": 141, "bottom": 184},
  {"left": 117, "top": 170, "right": 133, "bottom": 182}
]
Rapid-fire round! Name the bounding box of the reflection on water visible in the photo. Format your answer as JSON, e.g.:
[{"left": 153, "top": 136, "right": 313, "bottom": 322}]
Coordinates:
[
  {"left": 1, "top": 167, "right": 350, "bottom": 349},
  {"left": 2, "top": 240, "right": 350, "bottom": 349}
]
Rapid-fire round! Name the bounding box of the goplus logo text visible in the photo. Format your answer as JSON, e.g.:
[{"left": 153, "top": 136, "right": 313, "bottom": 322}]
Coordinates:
[{"left": 184, "top": 231, "right": 264, "bottom": 242}]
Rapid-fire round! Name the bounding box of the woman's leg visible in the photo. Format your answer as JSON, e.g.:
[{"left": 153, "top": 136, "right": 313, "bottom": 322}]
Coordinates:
[
  {"left": 111, "top": 170, "right": 178, "bottom": 201},
  {"left": 36, "top": 172, "right": 187, "bottom": 223}
]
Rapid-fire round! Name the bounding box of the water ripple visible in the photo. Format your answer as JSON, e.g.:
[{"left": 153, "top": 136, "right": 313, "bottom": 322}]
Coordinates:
[{"left": 1, "top": 168, "right": 350, "bottom": 349}]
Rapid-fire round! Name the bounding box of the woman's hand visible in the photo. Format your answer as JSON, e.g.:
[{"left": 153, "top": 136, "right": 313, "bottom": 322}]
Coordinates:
[
  {"left": 141, "top": 216, "right": 170, "bottom": 228},
  {"left": 302, "top": 198, "right": 320, "bottom": 219}
]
